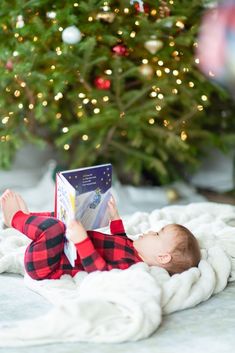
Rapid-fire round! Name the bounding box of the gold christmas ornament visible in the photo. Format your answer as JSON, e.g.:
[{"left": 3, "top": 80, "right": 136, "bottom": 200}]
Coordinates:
[
  {"left": 166, "top": 188, "right": 180, "bottom": 203},
  {"left": 96, "top": 12, "right": 115, "bottom": 23},
  {"left": 144, "top": 39, "right": 163, "bottom": 54},
  {"left": 139, "top": 64, "right": 154, "bottom": 79}
]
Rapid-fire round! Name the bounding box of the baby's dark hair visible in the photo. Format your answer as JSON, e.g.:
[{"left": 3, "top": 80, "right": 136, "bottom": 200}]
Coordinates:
[{"left": 164, "top": 224, "right": 201, "bottom": 275}]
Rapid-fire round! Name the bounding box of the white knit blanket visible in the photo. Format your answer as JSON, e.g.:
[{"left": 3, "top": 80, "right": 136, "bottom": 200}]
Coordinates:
[{"left": 0, "top": 202, "right": 235, "bottom": 347}]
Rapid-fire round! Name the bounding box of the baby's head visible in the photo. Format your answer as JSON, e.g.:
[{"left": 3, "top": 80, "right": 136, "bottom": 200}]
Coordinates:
[{"left": 133, "top": 224, "right": 201, "bottom": 275}]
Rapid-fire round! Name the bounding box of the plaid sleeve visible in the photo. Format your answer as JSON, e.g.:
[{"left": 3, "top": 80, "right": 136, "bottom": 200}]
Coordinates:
[
  {"left": 75, "top": 237, "right": 108, "bottom": 272},
  {"left": 110, "top": 219, "right": 126, "bottom": 236},
  {"left": 75, "top": 237, "right": 130, "bottom": 272}
]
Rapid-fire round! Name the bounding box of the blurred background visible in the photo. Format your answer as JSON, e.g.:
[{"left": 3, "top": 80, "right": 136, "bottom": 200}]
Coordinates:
[{"left": 0, "top": 0, "right": 234, "bottom": 214}]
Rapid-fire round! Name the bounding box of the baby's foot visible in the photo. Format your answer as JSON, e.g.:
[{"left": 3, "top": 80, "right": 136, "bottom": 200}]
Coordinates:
[
  {"left": 66, "top": 220, "right": 88, "bottom": 244},
  {"left": 0, "top": 189, "right": 28, "bottom": 227},
  {"left": 15, "top": 193, "right": 29, "bottom": 214}
]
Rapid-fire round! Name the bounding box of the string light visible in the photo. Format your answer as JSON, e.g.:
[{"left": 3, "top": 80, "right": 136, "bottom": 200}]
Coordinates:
[
  {"left": 83, "top": 98, "right": 89, "bottom": 104},
  {"left": 14, "top": 90, "right": 21, "bottom": 97},
  {"left": 2, "top": 117, "right": 9, "bottom": 124},
  {"left": 142, "top": 59, "right": 148, "bottom": 64},
  {"left": 158, "top": 60, "right": 164, "bottom": 66},
  {"left": 103, "top": 96, "right": 109, "bottom": 102},
  {"left": 18, "top": 103, "right": 23, "bottom": 109},
  {"left": 96, "top": 144, "right": 101, "bottom": 149},
  {"left": 172, "top": 51, "right": 179, "bottom": 57},
  {"left": 172, "top": 88, "right": 178, "bottom": 94},
  {"left": 189, "top": 82, "right": 194, "bottom": 88},
  {"left": 124, "top": 8, "right": 130, "bottom": 13},
  {"left": 176, "top": 21, "right": 185, "bottom": 29},
  {"left": 78, "top": 93, "right": 86, "bottom": 98},
  {"left": 197, "top": 105, "right": 204, "bottom": 111},
  {"left": 91, "top": 99, "right": 97, "bottom": 104},
  {"left": 37, "top": 92, "right": 43, "bottom": 98},
  {"left": 150, "top": 92, "right": 157, "bottom": 97},
  {"left": 82, "top": 134, "right": 89, "bottom": 141},
  {"left": 54, "top": 92, "right": 63, "bottom": 100},
  {"left": 77, "top": 112, "right": 83, "bottom": 117},
  {"left": 29, "top": 104, "right": 34, "bottom": 109},
  {"left": 105, "top": 69, "right": 112, "bottom": 75},
  {"left": 163, "top": 120, "right": 170, "bottom": 127},
  {"left": 88, "top": 16, "right": 93, "bottom": 22},
  {"left": 149, "top": 118, "right": 155, "bottom": 124},
  {"left": 94, "top": 108, "right": 100, "bottom": 114},
  {"left": 62, "top": 127, "right": 69, "bottom": 133},
  {"left": 155, "top": 105, "right": 162, "bottom": 111},
  {"left": 64, "top": 144, "right": 70, "bottom": 150},
  {"left": 130, "top": 31, "right": 136, "bottom": 38},
  {"left": 180, "top": 131, "right": 187, "bottom": 141},
  {"left": 201, "top": 95, "right": 208, "bottom": 101},
  {"left": 158, "top": 93, "right": 164, "bottom": 100},
  {"left": 56, "top": 113, "right": 62, "bottom": 119},
  {"left": 176, "top": 79, "right": 182, "bottom": 85},
  {"left": 156, "top": 70, "right": 162, "bottom": 77},
  {"left": 173, "top": 70, "right": 179, "bottom": 76},
  {"left": 42, "top": 100, "right": 48, "bottom": 106},
  {"left": 195, "top": 58, "right": 200, "bottom": 64}
]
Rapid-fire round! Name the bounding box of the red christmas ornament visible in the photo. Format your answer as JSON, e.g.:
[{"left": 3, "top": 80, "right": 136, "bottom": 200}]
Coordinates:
[
  {"left": 5, "top": 60, "right": 13, "bottom": 71},
  {"left": 134, "top": 2, "right": 150, "bottom": 13},
  {"left": 112, "top": 44, "right": 128, "bottom": 56},
  {"left": 94, "top": 77, "right": 111, "bottom": 90}
]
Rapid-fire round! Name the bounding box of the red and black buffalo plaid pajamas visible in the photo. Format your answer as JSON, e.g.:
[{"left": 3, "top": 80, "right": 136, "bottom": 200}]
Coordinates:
[{"left": 11, "top": 211, "right": 142, "bottom": 280}]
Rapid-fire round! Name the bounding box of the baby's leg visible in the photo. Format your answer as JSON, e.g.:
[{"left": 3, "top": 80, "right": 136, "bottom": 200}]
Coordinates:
[
  {"left": 0, "top": 190, "right": 65, "bottom": 280},
  {"left": 23, "top": 215, "right": 65, "bottom": 280}
]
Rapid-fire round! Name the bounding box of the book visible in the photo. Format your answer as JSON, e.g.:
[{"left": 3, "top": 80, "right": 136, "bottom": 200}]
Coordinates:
[
  {"left": 55, "top": 164, "right": 112, "bottom": 266},
  {"left": 55, "top": 163, "right": 112, "bottom": 229}
]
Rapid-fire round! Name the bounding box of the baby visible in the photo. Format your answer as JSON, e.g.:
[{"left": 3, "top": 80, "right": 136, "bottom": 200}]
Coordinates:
[{"left": 0, "top": 189, "right": 201, "bottom": 280}]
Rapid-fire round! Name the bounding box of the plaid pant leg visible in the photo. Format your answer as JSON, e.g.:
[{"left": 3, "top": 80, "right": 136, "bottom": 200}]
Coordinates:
[{"left": 12, "top": 211, "right": 66, "bottom": 280}]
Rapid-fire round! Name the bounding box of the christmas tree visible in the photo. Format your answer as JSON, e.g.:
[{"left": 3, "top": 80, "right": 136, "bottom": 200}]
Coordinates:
[{"left": 0, "top": 0, "right": 234, "bottom": 184}]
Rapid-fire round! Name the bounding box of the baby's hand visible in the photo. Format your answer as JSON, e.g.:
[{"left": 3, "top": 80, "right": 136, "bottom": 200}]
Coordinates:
[
  {"left": 66, "top": 220, "right": 88, "bottom": 244},
  {"left": 108, "top": 196, "right": 120, "bottom": 221}
]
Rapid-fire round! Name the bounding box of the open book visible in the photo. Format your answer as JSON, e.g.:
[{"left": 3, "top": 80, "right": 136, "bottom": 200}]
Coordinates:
[{"left": 55, "top": 163, "right": 112, "bottom": 266}]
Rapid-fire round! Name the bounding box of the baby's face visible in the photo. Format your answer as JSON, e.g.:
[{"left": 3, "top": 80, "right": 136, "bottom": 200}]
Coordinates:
[{"left": 133, "top": 224, "right": 179, "bottom": 266}]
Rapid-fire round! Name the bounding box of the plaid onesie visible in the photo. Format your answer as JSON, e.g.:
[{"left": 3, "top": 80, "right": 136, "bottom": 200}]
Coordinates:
[{"left": 11, "top": 211, "right": 142, "bottom": 280}]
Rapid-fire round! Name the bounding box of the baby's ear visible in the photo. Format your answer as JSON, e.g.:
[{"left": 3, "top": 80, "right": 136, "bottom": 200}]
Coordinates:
[{"left": 156, "top": 253, "right": 172, "bottom": 264}]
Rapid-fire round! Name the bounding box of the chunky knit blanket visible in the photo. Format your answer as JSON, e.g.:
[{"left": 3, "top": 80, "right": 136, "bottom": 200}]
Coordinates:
[{"left": 0, "top": 201, "right": 235, "bottom": 347}]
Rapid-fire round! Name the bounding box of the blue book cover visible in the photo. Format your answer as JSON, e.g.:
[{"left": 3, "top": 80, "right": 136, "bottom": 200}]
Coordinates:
[{"left": 55, "top": 163, "right": 112, "bottom": 230}]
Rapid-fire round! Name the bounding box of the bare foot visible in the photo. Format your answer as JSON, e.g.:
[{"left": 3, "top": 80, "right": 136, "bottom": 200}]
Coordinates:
[
  {"left": 66, "top": 219, "right": 88, "bottom": 244},
  {"left": 0, "top": 189, "right": 28, "bottom": 227},
  {"left": 15, "top": 193, "right": 29, "bottom": 214}
]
